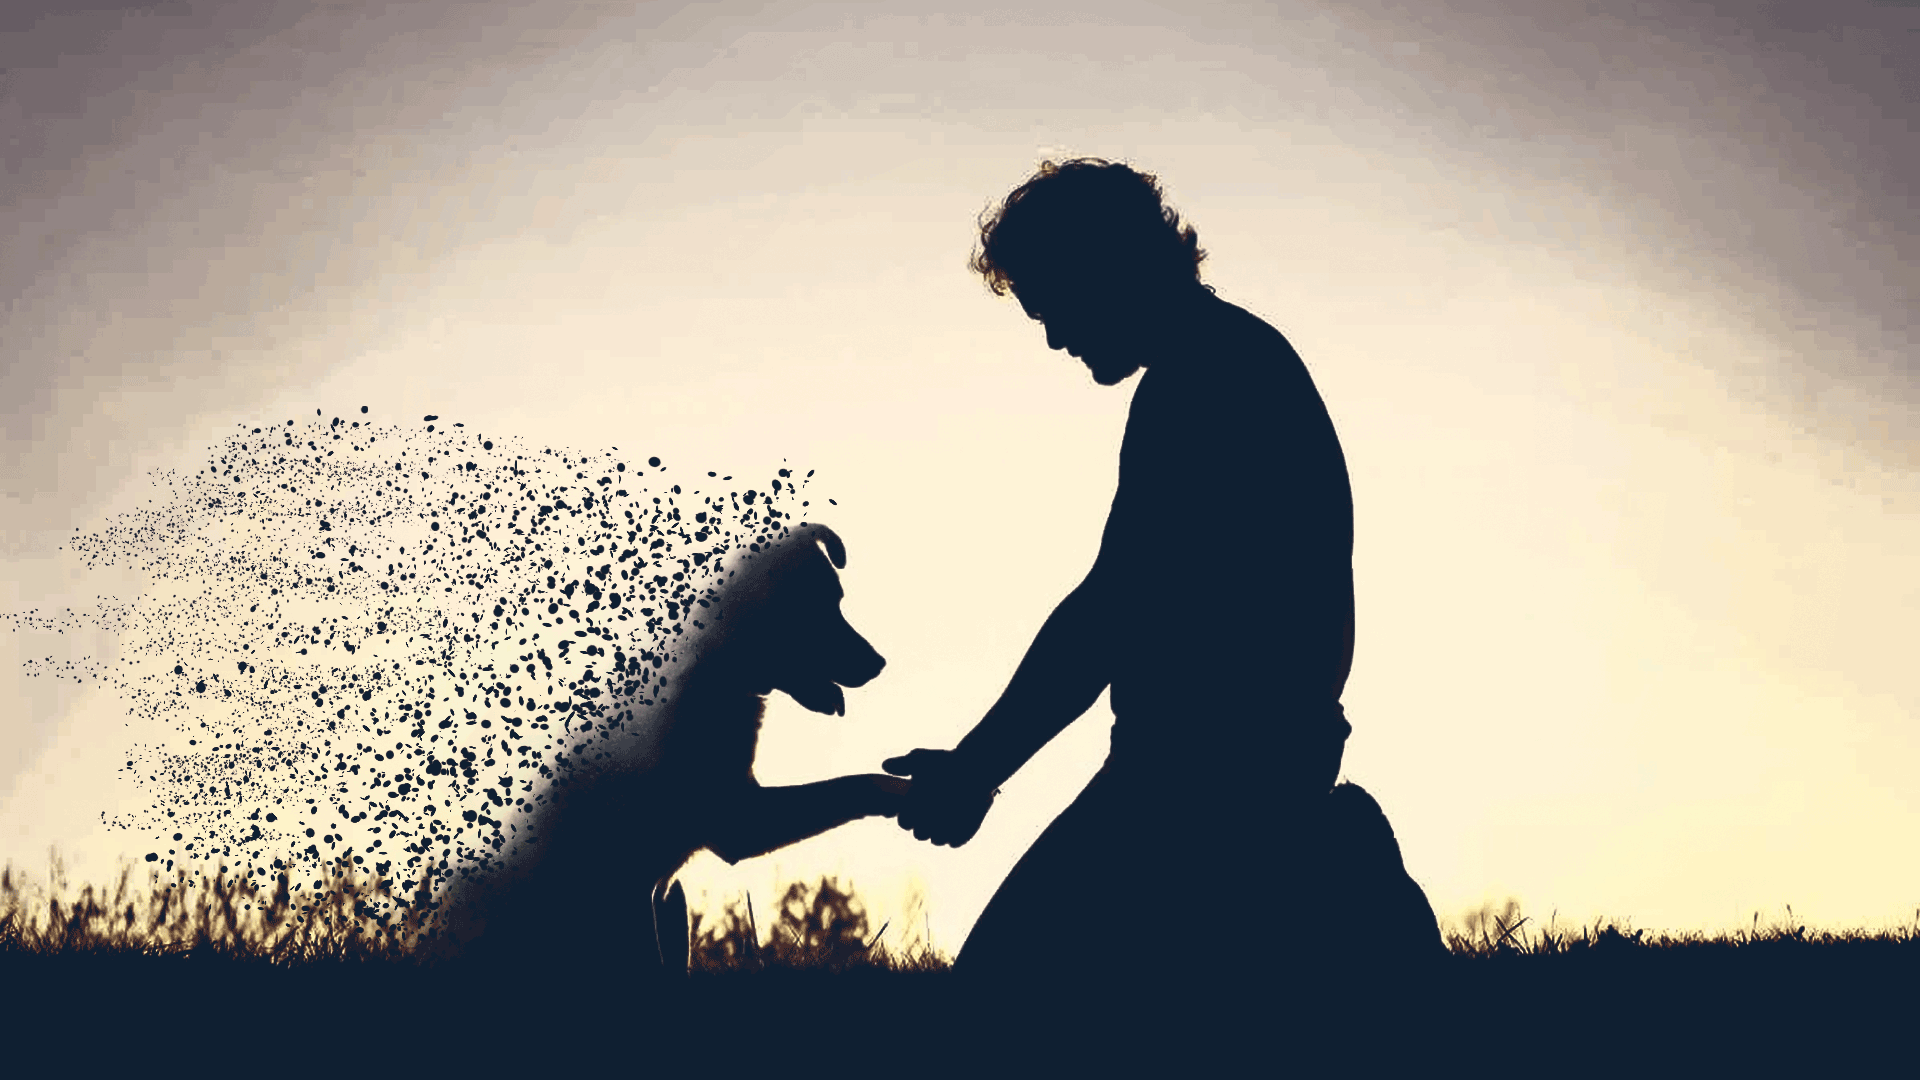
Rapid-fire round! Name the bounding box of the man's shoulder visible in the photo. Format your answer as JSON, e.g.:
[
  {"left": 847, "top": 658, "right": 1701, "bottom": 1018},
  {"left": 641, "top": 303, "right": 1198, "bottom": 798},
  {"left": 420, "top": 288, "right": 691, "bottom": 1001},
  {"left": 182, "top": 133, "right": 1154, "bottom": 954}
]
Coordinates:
[
  {"left": 1208, "top": 297, "right": 1306, "bottom": 367},
  {"left": 1144, "top": 296, "right": 1307, "bottom": 402}
]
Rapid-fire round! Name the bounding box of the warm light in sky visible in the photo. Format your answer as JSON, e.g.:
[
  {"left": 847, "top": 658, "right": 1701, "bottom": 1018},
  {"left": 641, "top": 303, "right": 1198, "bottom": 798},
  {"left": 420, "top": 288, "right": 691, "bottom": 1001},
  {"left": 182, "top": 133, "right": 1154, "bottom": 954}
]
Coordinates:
[{"left": 3, "top": 1, "right": 1914, "bottom": 952}]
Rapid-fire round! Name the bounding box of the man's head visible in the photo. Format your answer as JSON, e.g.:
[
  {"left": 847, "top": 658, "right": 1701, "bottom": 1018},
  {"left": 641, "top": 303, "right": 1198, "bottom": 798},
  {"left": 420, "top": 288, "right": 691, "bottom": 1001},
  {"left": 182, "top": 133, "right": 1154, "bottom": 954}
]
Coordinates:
[{"left": 970, "top": 158, "right": 1211, "bottom": 383}]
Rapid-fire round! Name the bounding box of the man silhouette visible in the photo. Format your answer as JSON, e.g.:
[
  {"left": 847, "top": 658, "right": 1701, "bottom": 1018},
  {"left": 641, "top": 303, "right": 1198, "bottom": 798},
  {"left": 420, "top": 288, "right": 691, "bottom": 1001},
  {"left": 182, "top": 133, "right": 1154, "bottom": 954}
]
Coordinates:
[{"left": 884, "top": 159, "right": 1362, "bottom": 1002}]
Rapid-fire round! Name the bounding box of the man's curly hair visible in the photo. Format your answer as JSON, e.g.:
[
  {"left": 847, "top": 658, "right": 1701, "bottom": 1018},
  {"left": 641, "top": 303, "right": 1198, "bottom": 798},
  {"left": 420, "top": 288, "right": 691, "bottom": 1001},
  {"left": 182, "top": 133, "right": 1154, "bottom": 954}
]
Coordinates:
[{"left": 969, "top": 158, "right": 1207, "bottom": 299}]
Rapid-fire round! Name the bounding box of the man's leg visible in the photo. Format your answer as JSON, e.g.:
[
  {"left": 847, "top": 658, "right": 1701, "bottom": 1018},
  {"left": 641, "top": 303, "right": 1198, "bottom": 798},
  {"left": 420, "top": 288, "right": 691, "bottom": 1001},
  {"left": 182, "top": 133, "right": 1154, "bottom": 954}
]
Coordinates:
[
  {"left": 1320, "top": 783, "right": 1444, "bottom": 962},
  {"left": 956, "top": 764, "right": 1143, "bottom": 981}
]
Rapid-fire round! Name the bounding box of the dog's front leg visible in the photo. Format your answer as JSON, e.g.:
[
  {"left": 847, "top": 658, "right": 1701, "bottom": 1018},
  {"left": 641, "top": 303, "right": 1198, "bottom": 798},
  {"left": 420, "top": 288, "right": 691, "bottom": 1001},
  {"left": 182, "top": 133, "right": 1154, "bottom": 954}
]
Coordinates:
[
  {"left": 652, "top": 878, "right": 689, "bottom": 975},
  {"left": 707, "top": 775, "right": 906, "bottom": 865}
]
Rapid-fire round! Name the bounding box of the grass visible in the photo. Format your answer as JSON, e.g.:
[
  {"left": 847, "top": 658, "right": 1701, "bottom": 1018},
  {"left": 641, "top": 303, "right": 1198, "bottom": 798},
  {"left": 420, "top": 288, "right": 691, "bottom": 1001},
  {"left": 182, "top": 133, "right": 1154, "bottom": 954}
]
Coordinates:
[
  {"left": 4, "top": 859, "right": 1915, "bottom": 1069},
  {"left": 1443, "top": 895, "right": 1920, "bottom": 958},
  {"left": 0, "top": 855, "right": 956, "bottom": 1066},
  {"left": 8, "top": 855, "right": 1917, "bottom": 972},
  {"left": 0, "top": 853, "right": 947, "bottom": 974},
  {"left": 687, "top": 877, "right": 949, "bottom": 975}
]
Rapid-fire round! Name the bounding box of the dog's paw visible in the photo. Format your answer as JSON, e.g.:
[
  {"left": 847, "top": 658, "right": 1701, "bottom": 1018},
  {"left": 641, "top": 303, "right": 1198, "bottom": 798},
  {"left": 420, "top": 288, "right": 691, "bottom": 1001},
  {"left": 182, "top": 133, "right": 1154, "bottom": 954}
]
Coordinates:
[{"left": 869, "top": 773, "right": 912, "bottom": 814}]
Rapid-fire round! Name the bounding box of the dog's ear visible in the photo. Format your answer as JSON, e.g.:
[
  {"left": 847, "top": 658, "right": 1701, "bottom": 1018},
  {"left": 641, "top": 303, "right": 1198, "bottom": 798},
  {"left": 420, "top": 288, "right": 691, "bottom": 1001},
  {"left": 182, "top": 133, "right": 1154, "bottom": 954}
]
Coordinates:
[{"left": 810, "top": 526, "right": 848, "bottom": 570}]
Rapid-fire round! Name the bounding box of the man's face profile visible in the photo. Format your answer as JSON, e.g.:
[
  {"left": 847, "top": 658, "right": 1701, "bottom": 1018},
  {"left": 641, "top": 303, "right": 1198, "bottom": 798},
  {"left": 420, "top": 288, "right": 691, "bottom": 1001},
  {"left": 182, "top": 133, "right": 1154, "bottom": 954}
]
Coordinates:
[{"left": 1013, "top": 274, "right": 1151, "bottom": 386}]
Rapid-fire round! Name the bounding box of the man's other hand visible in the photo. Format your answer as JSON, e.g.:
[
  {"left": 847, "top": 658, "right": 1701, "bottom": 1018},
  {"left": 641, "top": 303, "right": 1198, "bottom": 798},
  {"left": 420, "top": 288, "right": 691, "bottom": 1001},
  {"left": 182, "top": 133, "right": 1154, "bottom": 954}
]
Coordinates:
[{"left": 882, "top": 748, "right": 997, "bottom": 847}]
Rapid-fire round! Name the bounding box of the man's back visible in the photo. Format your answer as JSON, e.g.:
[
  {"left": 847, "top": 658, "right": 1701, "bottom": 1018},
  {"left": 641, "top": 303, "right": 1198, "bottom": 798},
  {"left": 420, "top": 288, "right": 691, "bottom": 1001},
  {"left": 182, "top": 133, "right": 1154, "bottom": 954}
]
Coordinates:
[{"left": 1100, "top": 297, "right": 1355, "bottom": 779}]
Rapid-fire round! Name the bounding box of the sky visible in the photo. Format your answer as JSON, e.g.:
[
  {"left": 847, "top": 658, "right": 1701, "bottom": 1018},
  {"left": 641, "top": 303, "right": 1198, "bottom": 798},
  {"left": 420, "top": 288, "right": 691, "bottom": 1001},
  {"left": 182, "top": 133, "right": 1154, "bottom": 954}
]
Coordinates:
[{"left": 2, "top": 0, "right": 1915, "bottom": 952}]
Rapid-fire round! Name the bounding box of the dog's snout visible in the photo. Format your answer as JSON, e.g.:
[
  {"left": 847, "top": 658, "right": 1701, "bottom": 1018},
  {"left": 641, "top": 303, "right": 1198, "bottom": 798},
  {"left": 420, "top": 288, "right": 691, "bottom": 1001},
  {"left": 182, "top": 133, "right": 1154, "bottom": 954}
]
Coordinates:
[
  {"left": 836, "top": 623, "right": 885, "bottom": 688},
  {"left": 849, "top": 646, "right": 885, "bottom": 687}
]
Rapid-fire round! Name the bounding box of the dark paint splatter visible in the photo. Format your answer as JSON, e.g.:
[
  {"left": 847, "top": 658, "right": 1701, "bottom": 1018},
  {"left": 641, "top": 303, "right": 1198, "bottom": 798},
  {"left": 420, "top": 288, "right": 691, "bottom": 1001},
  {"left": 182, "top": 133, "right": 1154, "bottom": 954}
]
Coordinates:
[{"left": 8, "top": 411, "right": 828, "bottom": 931}]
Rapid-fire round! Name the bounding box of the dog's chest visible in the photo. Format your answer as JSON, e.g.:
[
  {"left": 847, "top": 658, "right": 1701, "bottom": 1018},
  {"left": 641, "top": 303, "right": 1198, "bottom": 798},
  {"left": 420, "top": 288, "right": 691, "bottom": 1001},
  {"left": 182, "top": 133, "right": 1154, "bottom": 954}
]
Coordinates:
[{"left": 660, "top": 690, "right": 765, "bottom": 780}]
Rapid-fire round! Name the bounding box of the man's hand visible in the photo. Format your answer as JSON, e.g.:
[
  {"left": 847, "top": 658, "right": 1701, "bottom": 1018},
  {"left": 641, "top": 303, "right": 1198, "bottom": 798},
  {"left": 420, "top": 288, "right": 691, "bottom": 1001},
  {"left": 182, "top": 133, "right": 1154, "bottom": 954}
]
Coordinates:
[{"left": 882, "top": 748, "right": 998, "bottom": 847}]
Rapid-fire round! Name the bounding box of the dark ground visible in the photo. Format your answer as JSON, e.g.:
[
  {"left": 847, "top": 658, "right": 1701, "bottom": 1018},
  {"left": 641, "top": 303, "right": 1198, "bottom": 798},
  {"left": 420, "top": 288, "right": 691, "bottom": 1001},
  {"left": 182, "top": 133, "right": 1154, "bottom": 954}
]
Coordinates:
[{"left": 8, "top": 943, "right": 1913, "bottom": 1073}]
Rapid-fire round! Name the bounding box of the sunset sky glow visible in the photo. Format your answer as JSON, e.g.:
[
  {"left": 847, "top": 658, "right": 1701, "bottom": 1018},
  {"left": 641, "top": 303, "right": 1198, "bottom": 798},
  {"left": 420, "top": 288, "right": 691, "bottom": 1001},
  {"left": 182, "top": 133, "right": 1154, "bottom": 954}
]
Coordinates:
[{"left": 3, "top": 0, "right": 1915, "bottom": 951}]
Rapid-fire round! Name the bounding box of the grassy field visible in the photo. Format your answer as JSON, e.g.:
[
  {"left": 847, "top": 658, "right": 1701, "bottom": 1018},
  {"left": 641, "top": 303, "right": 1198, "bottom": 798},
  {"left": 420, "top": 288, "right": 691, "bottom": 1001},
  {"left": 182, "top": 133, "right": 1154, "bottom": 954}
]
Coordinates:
[
  {"left": 0, "top": 857, "right": 948, "bottom": 973},
  {"left": 4, "top": 860, "right": 1914, "bottom": 1069}
]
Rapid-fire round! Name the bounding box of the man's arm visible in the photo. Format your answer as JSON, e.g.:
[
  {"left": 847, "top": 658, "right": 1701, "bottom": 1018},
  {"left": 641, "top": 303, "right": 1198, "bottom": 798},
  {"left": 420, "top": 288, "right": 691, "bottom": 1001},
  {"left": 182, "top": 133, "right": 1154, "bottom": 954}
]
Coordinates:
[
  {"left": 884, "top": 562, "right": 1118, "bottom": 847},
  {"left": 948, "top": 565, "right": 1117, "bottom": 790}
]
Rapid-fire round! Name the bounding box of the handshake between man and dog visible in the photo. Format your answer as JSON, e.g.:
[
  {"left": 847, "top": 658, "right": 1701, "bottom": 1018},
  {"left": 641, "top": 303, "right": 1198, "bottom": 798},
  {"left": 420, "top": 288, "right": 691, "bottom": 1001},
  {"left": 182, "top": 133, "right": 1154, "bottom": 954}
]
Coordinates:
[{"left": 447, "top": 522, "right": 1437, "bottom": 987}]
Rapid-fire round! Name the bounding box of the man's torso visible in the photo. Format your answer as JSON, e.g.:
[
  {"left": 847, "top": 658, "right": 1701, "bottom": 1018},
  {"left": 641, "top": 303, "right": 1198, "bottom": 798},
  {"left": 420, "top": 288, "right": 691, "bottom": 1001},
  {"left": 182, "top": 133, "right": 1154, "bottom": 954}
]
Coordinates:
[{"left": 1100, "top": 298, "right": 1355, "bottom": 762}]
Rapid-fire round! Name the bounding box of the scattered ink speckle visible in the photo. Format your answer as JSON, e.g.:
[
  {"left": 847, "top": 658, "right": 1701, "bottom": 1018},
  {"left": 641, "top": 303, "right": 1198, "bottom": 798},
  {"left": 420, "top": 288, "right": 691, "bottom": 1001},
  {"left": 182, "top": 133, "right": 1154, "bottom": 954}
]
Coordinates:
[{"left": 10, "top": 413, "right": 828, "bottom": 935}]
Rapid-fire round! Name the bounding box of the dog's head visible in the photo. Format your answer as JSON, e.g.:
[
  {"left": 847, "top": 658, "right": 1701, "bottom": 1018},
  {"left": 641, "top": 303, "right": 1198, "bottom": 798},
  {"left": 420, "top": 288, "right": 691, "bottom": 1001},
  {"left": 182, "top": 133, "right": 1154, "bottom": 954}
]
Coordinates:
[{"left": 709, "top": 524, "right": 885, "bottom": 715}]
